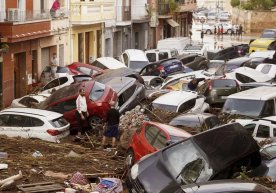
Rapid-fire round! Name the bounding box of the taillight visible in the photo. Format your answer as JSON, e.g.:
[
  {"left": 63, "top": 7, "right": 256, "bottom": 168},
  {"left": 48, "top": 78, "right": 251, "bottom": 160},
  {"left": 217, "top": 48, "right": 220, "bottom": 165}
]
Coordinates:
[
  {"left": 47, "top": 129, "right": 62, "bottom": 136},
  {"left": 208, "top": 83, "right": 212, "bottom": 91}
]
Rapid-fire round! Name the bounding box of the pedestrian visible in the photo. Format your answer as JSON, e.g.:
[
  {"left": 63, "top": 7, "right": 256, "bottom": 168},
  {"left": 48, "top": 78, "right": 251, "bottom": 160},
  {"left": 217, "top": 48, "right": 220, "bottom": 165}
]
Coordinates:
[
  {"left": 50, "top": 53, "right": 58, "bottom": 79},
  {"left": 217, "top": 26, "right": 220, "bottom": 38},
  {"left": 102, "top": 101, "right": 120, "bottom": 148},
  {"left": 186, "top": 77, "right": 206, "bottom": 91},
  {"left": 235, "top": 24, "right": 239, "bottom": 38},
  {"left": 220, "top": 25, "right": 224, "bottom": 39},
  {"left": 239, "top": 24, "right": 243, "bottom": 39},
  {"left": 75, "top": 88, "right": 89, "bottom": 139},
  {"left": 230, "top": 26, "right": 234, "bottom": 39},
  {"left": 214, "top": 26, "right": 217, "bottom": 36},
  {"left": 50, "top": 0, "right": 60, "bottom": 18}
]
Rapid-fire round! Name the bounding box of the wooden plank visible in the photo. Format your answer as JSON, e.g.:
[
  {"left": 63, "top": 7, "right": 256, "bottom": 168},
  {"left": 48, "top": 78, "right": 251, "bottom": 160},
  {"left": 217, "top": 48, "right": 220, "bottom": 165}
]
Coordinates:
[{"left": 17, "top": 182, "right": 64, "bottom": 193}]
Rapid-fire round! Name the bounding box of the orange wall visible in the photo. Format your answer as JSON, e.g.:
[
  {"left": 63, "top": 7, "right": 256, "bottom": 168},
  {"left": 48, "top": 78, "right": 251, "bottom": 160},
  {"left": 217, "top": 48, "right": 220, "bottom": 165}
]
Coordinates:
[
  {"left": 6, "top": 0, "right": 17, "bottom": 9},
  {"left": 26, "top": 0, "right": 33, "bottom": 11}
]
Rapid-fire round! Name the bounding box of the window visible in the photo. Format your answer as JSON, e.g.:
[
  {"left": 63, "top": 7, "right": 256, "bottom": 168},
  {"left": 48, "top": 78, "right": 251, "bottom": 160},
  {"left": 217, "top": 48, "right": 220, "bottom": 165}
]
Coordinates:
[
  {"left": 123, "top": 53, "right": 129, "bottom": 65},
  {"left": 122, "top": 85, "right": 136, "bottom": 100},
  {"left": 145, "top": 125, "right": 160, "bottom": 145},
  {"left": 29, "top": 117, "right": 44, "bottom": 127},
  {"left": 261, "top": 65, "right": 272, "bottom": 74},
  {"left": 7, "top": 115, "right": 30, "bottom": 127},
  {"left": 171, "top": 50, "right": 178, "bottom": 57},
  {"left": 273, "top": 128, "right": 276, "bottom": 137},
  {"left": 152, "top": 131, "right": 167, "bottom": 149},
  {"left": 178, "top": 99, "right": 196, "bottom": 113},
  {"left": 146, "top": 53, "right": 156, "bottom": 63},
  {"left": 0, "top": 114, "right": 10, "bottom": 126},
  {"left": 91, "top": 61, "right": 107, "bottom": 70},
  {"left": 244, "top": 124, "right": 256, "bottom": 135},
  {"left": 43, "top": 77, "right": 68, "bottom": 90},
  {"left": 50, "top": 117, "right": 69, "bottom": 128},
  {"left": 90, "top": 82, "right": 106, "bottom": 101},
  {"left": 77, "top": 67, "right": 93, "bottom": 76},
  {"left": 261, "top": 100, "right": 275, "bottom": 117},
  {"left": 181, "top": 56, "right": 194, "bottom": 64},
  {"left": 19, "top": 97, "right": 39, "bottom": 107},
  {"left": 256, "top": 125, "right": 270, "bottom": 138},
  {"left": 235, "top": 73, "right": 255, "bottom": 83},
  {"left": 158, "top": 52, "right": 169, "bottom": 60}
]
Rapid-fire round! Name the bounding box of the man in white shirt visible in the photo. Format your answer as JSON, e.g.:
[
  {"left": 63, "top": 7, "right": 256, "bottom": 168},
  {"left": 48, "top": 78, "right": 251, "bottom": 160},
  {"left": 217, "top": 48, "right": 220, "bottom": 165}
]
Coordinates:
[
  {"left": 50, "top": 53, "right": 59, "bottom": 79},
  {"left": 75, "top": 88, "right": 89, "bottom": 138}
]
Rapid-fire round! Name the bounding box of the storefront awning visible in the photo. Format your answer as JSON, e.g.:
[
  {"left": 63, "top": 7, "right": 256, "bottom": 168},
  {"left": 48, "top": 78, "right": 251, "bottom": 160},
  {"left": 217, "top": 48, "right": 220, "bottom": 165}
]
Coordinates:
[{"left": 166, "top": 19, "right": 180, "bottom": 27}]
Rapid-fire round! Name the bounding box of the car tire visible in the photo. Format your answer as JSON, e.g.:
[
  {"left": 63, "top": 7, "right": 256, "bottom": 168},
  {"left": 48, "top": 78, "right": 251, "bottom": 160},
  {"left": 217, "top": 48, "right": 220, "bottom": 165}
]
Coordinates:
[
  {"left": 206, "top": 30, "right": 212, "bottom": 35},
  {"left": 89, "top": 116, "right": 104, "bottom": 136},
  {"left": 125, "top": 149, "right": 135, "bottom": 168}
]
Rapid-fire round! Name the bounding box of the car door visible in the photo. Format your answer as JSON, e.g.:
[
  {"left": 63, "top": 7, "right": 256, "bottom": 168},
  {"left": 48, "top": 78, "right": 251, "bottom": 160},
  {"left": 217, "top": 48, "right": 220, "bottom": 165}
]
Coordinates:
[
  {"left": 1, "top": 114, "right": 30, "bottom": 138},
  {"left": 119, "top": 84, "right": 138, "bottom": 114},
  {"left": 27, "top": 117, "right": 46, "bottom": 141},
  {"left": 135, "top": 123, "right": 160, "bottom": 160},
  {"left": 255, "top": 124, "right": 270, "bottom": 142}
]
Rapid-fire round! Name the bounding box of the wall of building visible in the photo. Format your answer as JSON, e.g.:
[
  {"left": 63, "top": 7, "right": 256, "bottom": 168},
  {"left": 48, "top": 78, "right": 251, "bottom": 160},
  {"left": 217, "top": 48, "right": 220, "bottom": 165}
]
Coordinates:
[{"left": 232, "top": 8, "right": 276, "bottom": 34}]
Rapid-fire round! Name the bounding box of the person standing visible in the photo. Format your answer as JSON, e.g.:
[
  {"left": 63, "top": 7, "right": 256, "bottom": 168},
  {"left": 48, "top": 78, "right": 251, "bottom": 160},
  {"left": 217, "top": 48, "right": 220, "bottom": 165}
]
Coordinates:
[
  {"left": 239, "top": 24, "right": 243, "bottom": 39},
  {"left": 76, "top": 88, "right": 89, "bottom": 139},
  {"left": 214, "top": 26, "right": 217, "bottom": 36},
  {"left": 217, "top": 26, "right": 221, "bottom": 38},
  {"left": 186, "top": 77, "right": 206, "bottom": 91},
  {"left": 50, "top": 53, "right": 58, "bottom": 80},
  {"left": 102, "top": 101, "right": 120, "bottom": 148},
  {"left": 50, "top": 0, "right": 60, "bottom": 18},
  {"left": 220, "top": 25, "right": 224, "bottom": 40}
]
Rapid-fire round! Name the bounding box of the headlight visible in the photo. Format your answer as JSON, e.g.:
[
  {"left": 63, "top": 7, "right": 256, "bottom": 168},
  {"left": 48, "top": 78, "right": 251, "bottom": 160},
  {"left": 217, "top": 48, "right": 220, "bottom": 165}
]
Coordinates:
[{"left": 130, "top": 163, "right": 139, "bottom": 180}]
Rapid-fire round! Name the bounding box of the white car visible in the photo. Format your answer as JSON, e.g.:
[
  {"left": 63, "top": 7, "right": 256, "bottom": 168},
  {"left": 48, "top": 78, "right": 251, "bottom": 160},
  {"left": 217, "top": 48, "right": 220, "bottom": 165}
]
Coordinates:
[
  {"left": 11, "top": 94, "right": 50, "bottom": 108},
  {"left": 255, "top": 63, "right": 276, "bottom": 79},
  {"left": 39, "top": 75, "right": 92, "bottom": 94},
  {"left": 225, "top": 67, "right": 272, "bottom": 84},
  {"left": 182, "top": 43, "right": 209, "bottom": 56},
  {"left": 0, "top": 108, "right": 70, "bottom": 143},
  {"left": 120, "top": 49, "right": 149, "bottom": 72},
  {"left": 238, "top": 116, "right": 276, "bottom": 142},
  {"left": 40, "top": 66, "right": 71, "bottom": 84},
  {"left": 91, "top": 57, "right": 126, "bottom": 70},
  {"left": 145, "top": 49, "right": 179, "bottom": 63},
  {"left": 152, "top": 91, "right": 209, "bottom": 113}
]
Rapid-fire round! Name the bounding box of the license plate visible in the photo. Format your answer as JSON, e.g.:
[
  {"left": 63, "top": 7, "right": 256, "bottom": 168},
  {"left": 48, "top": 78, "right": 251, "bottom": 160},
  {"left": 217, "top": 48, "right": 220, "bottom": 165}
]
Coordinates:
[{"left": 221, "top": 96, "right": 228, "bottom": 99}]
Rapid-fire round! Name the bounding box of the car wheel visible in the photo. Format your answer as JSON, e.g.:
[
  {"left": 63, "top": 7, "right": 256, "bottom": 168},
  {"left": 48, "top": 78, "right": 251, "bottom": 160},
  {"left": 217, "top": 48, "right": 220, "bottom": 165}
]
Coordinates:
[
  {"left": 89, "top": 116, "right": 104, "bottom": 136},
  {"left": 125, "top": 149, "right": 134, "bottom": 168},
  {"left": 227, "top": 29, "right": 231, "bottom": 34},
  {"left": 206, "top": 30, "right": 212, "bottom": 35}
]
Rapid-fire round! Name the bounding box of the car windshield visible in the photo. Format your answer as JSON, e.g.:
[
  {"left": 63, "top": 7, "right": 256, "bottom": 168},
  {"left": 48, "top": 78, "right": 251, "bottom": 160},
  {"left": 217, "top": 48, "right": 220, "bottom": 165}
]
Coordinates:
[
  {"left": 153, "top": 103, "right": 178, "bottom": 112},
  {"left": 223, "top": 99, "right": 265, "bottom": 117},
  {"left": 50, "top": 116, "right": 69, "bottom": 128},
  {"left": 129, "top": 61, "right": 149, "bottom": 71},
  {"left": 89, "top": 81, "right": 106, "bottom": 101},
  {"left": 208, "top": 61, "right": 225, "bottom": 69},
  {"left": 163, "top": 140, "right": 213, "bottom": 184},
  {"left": 261, "top": 144, "right": 276, "bottom": 160}
]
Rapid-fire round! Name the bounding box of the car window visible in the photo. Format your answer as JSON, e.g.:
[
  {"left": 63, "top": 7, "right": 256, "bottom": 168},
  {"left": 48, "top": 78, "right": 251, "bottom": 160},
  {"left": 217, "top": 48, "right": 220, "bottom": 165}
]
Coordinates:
[
  {"left": 145, "top": 125, "right": 160, "bottom": 145},
  {"left": 261, "top": 100, "right": 275, "bottom": 117},
  {"left": 57, "top": 67, "right": 70, "bottom": 73},
  {"left": 123, "top": 53, "right": 129, "bottom": 65},
  {"left": 7, "top": 115, "right": 30, "bottom": 127},
  {"left": 256, "top": 125, "right": 270, "bottom": 138},
  {"left": 29, "top": 117, "right": 44, "bottom": 127},
  {"left": 47, "top": 99, "right": 76, "bottom": 114},
  {"left": 181, "top": 57, "right": 194, "bottom": 64},
  {"left": 178, "top": 98, "right": 196, "bottom": 113},
  {"left": 19, "top": 97, "right": 39, "bottom": 107},
  {"left": 43, "top": 79, "right": 61, "bottom": 90},
  {"left": 159, "top": 52, "right": 169, "bottom": 60},
  {"left": 204, "top": 116, "right": 220, "bottom": 129},
  {"left": 212, "top": 79, "right": 237, "bottom": 88},
  {"left": 91, "top": 61, "right": 108, "bottom": 70},
  {"left": 244, "top": 124, "right": 256, "bottom": 135},
  {"left": 146, "top": 53, "right": 156, "bottom": 63},
  {"left": 77, "top": 67, "right": 93, "bottom": 76},
  {"left": 274, "top": 128, "right": 276, "bottom": 137},
  {"left": 152, "top": 131, "right": 167, "bottom": 149},
  {"left": 171, "top": 50, "right": 178, "bottom": 57},
  {"left": 73, "top": 76, "right": 92, "bottom": 82},
  {"left": 0, "top": 114, "right": 10, "bottom": 126},
  {"left": 50, "top": 117, "right": 68, "bottom": 128},
  {"left": 261, "top": 65, "right": 272, "bottom": 74},
  {"left": 122, "top": 84, "right": 136, "bottom": 99},
  {"left": 150, "top": 78, "right": 164, "bottom": 87},
  {"left": 235, "top": 73, "right": 255, "bottom": 83},
  {"left": 90, "top": 82, "right": 106, "bottom": 101}
]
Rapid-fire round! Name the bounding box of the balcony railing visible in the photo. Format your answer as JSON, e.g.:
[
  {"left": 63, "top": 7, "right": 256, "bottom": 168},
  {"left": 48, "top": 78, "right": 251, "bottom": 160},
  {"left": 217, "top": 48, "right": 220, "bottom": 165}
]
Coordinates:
[
  {"left": 116, "top": 6, "right": 131, "bottom": 22},
  {"left": 0, "top": 8, "right": 69, "bottom": 23}
]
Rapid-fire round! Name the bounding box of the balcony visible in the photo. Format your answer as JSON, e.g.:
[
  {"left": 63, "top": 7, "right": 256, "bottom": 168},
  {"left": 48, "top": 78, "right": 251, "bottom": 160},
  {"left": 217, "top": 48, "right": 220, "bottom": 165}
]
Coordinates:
[
  {"left": 0, "top": 9, "right": 50, "bottom": 23},
  {"left": 158, "top": 0, "right": 196, "bottom": 16},
  {"left": 70, "top": 1, "right": 115, "bottom": 25},
  {"left": 158, "top": 0, "right": 170, "bottom": 16},
  {"left": 116, "top": 6, "right": 131, "bottom": 22}
]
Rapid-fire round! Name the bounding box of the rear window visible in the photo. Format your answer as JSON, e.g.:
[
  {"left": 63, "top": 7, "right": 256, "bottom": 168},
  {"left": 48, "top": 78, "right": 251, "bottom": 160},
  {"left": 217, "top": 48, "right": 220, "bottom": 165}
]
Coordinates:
[
  {"left": 159, "top": 52, "right": 169, "bottom": 60},
  {"left": 129, "top": 61, "right": 149, "bottom": 71},
  {"left": 212, "top": 79, "right": 237, "bottom": 88},
  {"left": 90, "top": 82, "right": 106, "bottom": 101},
  {"left": 146, "top": 53, "right": 156, "bottom": 63},
  {"left": 236, "top": 73, "right": 255, "bottom": 83},
  {"left": 57, "top": 67, "right": 70, "bottom": 73},
  {"left": 50, "top": 117, "right": 68, "bottom": 128}
]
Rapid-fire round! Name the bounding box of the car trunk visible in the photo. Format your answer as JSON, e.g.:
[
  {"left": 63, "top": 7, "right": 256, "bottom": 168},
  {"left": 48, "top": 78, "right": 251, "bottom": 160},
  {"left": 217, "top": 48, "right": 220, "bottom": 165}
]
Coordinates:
[{"left": 211, "top": 80, "right": 238, "bottom": 98}]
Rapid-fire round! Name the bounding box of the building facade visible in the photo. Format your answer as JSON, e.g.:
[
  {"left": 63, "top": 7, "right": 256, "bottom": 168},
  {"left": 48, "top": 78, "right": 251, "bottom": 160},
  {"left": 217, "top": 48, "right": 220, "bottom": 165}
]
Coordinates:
[{"left": 0, "top": 0, "right": 70, "bottom": 108}]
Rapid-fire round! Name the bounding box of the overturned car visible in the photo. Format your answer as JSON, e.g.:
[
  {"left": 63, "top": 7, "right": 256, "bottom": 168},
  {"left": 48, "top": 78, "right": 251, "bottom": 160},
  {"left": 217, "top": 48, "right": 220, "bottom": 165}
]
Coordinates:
[{"left": 126, "top": 122, "right": 261, "bottom": 193}]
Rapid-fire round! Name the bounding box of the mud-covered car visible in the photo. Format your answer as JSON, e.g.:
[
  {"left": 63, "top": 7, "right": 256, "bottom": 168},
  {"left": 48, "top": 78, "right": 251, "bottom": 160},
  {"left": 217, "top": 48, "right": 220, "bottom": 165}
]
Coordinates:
[{"left": 126, "top": 123, "right": 261, "bottom": 193}]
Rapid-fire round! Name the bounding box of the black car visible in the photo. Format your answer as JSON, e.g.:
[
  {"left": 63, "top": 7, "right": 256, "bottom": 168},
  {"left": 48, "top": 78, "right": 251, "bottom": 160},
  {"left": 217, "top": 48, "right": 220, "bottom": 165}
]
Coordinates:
[
  {"left": 126, "top": 123, "right": 261, "bottom": 193},
  {"left": 177, "top": 54, "right": 208, "bottom": 71},
  {"left": 176, "top": 180, "right": 273, "bottom": 193},
  {"left": 207, "top": 44, "right": 249, "bottom": 61},
  {"left": 139, "top": 58, "right": 189, "bottom": 78}
]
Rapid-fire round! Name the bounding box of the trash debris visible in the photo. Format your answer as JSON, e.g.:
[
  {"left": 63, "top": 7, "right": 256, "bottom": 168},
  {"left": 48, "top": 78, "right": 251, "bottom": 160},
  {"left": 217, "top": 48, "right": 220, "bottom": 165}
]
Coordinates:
[
  {"left": 0, "top": 152, "right": 8, "bottom": 159},
  {"left": 0, "top": 164, "right": 8, "bottom": 170},
  {"left": 44, "top": 171, "right": 70, "bottom": 179},
  {"left": 0, "top": 180, "right": 15, "bottom": 191},
  {"left": 17, "top": 182, "right": 64, "bottom": 192},
  {"left": 94, "top": 178, "right": 123, "bottom": 193},
  {"left": 65, "top": 150, "right": 81, "bottom": 158},
  {"left": 32, "top": 151, "right": 43, "bottom": 158},
  {"left": 65, "top": 187, "right": 77, "bottom": 193},
  {"left": 70, "top": 171, "right": 89, "bottom": 185},
  {"left": 0, "top": 170, "right": 23, "bottom": 186}
]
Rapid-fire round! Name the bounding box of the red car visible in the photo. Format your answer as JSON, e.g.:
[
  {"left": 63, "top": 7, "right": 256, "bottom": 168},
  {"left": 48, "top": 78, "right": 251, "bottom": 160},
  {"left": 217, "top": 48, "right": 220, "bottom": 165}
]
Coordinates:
[
  {"left": 67, "top": 62, "right": 104, "bottom": 77},
  {"left": 38, "top": 80, "right": 117, "bottom": 130},
  {"left": 126, "top": 121, "right": 192, "bottom": 166}
]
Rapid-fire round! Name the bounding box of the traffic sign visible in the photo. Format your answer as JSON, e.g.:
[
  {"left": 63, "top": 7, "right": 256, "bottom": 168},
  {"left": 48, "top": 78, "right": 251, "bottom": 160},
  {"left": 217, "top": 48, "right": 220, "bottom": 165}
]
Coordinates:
[{"left": 200, "top": 18, "right": 205, "bottom": 24}]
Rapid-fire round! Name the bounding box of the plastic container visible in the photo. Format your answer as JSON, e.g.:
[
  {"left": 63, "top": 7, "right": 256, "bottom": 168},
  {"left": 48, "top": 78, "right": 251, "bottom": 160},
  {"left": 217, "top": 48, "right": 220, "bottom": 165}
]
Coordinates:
[{"left": 0, "top": 152, "right": 8, "bottom": 159}]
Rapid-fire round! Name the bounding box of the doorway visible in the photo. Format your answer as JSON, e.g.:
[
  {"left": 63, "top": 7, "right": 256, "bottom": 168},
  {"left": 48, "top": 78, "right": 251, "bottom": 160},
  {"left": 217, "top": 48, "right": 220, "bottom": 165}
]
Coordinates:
[
  {"left": 85, "top": 32, "right": 90, "bottom": 64},
  {"left": 14, "top": 52, "right": 26, "bottom": 98},
  {"left": 0, "top": 54, "right": 2, "bottom": 109}
]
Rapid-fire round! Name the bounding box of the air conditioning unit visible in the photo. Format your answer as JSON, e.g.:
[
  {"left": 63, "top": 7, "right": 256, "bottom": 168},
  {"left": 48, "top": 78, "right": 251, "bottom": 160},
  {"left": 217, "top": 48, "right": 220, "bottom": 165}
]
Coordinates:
[{"left": 8, "top": 8, "right": 20, "bottom": 22}]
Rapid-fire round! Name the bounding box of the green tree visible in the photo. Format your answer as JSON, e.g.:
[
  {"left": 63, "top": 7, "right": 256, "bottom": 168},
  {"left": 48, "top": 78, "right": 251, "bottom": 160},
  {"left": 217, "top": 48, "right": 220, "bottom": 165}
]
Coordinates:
[
  {"left": 168, "top": 0, "right": 179, "bottom": 15},
  {"left": 243, "top": 0, "right": 273, "bottom": 10},
  {"left": 231, "top": 0, "right": 240, "bottom": 7}
]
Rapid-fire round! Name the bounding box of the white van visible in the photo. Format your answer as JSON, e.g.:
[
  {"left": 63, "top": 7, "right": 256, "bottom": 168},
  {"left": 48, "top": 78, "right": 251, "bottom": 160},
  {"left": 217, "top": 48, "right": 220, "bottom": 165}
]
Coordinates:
[
  {"left": 222, "top": 86, "right": 276, "bottom": 118},
  {"left": 145, "top": 49, "right": 179, "bottom": 63},
  {"left": 157, "top": 37, "right": 190, "bottom": 55},
  {"left": 120, "top": 49, "right": 149, "bottom": 72}
]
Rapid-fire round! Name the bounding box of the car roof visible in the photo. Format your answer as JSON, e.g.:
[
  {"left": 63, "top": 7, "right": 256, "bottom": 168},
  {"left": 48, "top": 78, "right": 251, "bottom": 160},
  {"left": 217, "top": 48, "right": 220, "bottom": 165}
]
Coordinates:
[
  {"left": 1, "top": 108, "right": 62, "bottom": 120},
  {"left": 123, "top": 49, "right": 148, "bottom": 61},
  {"left": 153, "top": 91, "right": 197, "bottom": 106},
  {"left": 104, "top": 77, "right": 136, "bottom": 93},
  {"left": 231, "top": 67, "right": 271, "bottom": 82},
  {"left": 148, "top": 121, "right": 192, "bottom": 138},
  {"left": 145, "top": 48, "right": 177, "bottom": 53},
  {"left": 228, "top": 86, "right": 276, "bottom": 100},
  {"left": 96, "top": 57, "right": 126, "bottom": 69}
]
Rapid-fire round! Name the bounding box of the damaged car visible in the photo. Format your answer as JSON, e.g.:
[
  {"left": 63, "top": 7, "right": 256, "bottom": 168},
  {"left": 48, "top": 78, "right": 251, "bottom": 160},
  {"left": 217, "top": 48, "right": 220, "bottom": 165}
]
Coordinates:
[{"left": 126, "top": 122, "right": 261, "bottom": 193}]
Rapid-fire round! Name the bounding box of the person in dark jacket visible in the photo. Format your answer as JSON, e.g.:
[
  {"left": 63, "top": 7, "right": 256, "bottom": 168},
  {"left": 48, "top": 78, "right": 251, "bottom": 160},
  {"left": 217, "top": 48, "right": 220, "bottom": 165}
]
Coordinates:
[
  {"left": 187, "top": 77, "right": 206, "bottom": 91},
  {"left": 102, "top": 101, "right": 120, "bottom": 148}
]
